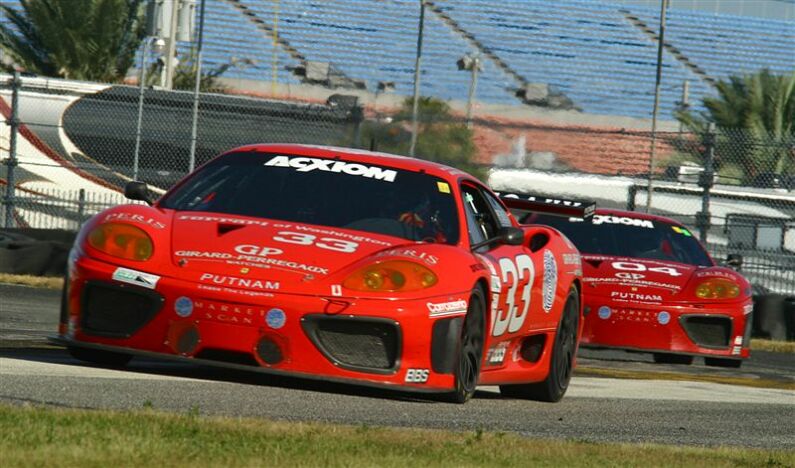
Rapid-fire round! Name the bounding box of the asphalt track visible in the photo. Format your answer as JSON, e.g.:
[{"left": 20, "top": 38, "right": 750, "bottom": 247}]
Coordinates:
[{"left": 1, "top": 283, "right": 794, "bottom": 449}]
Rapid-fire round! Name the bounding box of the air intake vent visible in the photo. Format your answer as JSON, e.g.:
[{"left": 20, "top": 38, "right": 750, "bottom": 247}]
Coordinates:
[
  {"left": 80, "top": 282, "right": 163, "bottom": 338},
  {"left": 681, "top": 315, "right": 732, "bottom": 348},
  {"left": 302, "top": 315, "right": 400, "bottom": 374}
]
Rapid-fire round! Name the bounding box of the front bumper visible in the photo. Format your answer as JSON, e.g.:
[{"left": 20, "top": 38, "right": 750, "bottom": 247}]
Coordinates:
[
  {"left": 60, "top": 256, "right": 471, "bottom": 392},
  {"left": 580, "top": 299, "right": 752, "bottom": 359}
]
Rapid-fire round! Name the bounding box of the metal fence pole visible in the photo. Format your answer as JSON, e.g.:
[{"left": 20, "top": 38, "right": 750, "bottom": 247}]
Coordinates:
[
  {"left": 409, "top": 0, "right": 425, "bottom": 157},
  {"left": 3, "top": 71, "right": 21, "bottom": 228},
  {"left": 133, "top": 38, "right": 151, "bottom": 181},
  {"left": 188, "top": 0, "right": 207, "bottom": 173},
  {"left": 645, "top": 0, "right": 669, "bottom": 214},
  {"left": 626, "top": 184, "right": 637, "bottom": 211},
  {"left": 77, "top": 189, "right": 86, "bottom": 230},
  {"left": 696, "top": 123, "right": 716, "bottom": 243}
]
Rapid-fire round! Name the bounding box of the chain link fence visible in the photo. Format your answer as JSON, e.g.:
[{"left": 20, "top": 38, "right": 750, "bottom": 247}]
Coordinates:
[{"left": 0, "top": 0, "right": 793, "bottom": 293}]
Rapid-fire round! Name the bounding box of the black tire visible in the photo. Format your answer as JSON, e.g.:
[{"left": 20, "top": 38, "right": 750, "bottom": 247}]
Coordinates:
[
  {"left": 704, "top": 357, "right": 742, "bottom": 368},
  {"left": 652, "top": 353, "right": 694, "bottom": 365},
  {"left": 500, "top": 287, "right": 580, "bottom": 402},
  {"left": 68, "top": 345, "right": 132, "bottom": 367},
  {"left": 446, "top": 287, "right": 486, "bottom": 404}
]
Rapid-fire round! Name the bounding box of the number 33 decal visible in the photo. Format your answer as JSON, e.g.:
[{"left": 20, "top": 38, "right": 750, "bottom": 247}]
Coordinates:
[{"left": 492, "top": 254, "right": 535, "bottom": 337}]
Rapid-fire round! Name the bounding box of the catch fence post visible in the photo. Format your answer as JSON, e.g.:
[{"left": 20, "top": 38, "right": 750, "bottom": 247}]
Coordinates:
[
  {"left": 696, "top": 123, "right": 716, "bottom": 243},
  {"left": 77, "top": 189, "right": 86, "bottom": 230},
  {"left": 3, "top": 71, "right": 21, "bottom": 228}
]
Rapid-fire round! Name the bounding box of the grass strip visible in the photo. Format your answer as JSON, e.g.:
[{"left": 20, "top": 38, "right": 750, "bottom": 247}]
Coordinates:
[
  {"left": 0, "top": 404, "right": 792, "bottom": 468},
  {"left": 0, "top": 273, "right": 63, "bottom": 290},
  {"left": 751, "top": 339, "right": 795, "bottom": 354},
  {"left": 575, "top": 366, "right": 795, "bottom": 391}
]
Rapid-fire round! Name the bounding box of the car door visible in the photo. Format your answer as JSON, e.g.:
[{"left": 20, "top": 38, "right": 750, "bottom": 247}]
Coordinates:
[{"left": 460, "top": 184, "right": 552, "bottom": 346}]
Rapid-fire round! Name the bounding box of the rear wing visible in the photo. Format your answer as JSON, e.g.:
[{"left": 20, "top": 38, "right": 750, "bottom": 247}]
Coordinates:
[{"left": 495, "top": 192, "right": 596, "bottom": 220}]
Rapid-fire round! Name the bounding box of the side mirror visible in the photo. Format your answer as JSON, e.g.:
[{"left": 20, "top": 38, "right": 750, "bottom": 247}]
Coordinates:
[
  {"left": 124, "top": 181, "right": 153, "bottom": 206},
  {"left": 499, "top": 227, "right": 525, "bottom": 246},
  {"left": 726, "top": 253, "right": 743, "bottom": 270}
]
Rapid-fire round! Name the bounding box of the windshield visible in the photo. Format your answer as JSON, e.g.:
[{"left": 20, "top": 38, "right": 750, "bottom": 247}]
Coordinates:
[
  {"left": 524, "top": 213, "right": 713, "bottom": 266},
  {"left": 160, "top": 151, "right": 460, "bottom": 245}
]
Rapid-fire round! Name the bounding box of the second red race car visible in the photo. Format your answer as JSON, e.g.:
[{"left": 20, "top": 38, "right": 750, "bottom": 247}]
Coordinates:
[
  {"left": 54, "top": 144, "right": 590, "bottom": 403},
  {"left": 503, "top": 195, "right": 752, "bottom": 368}
]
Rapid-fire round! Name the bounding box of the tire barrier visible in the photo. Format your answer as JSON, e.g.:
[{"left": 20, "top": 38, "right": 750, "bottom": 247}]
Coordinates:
[
  {"left": 0, "top": 229, "right": 74, "bottom": 276},
  {"left": 752, "top": 294, "right": 795, "bottom": 341}
]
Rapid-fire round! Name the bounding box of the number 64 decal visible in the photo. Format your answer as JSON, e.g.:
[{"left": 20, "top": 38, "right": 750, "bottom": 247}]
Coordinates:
[
  {"left": 492, "top": 254, "right": 535, "bottom": 336},
  {"left": 612, "top": 261, "right": 682, "bottom": 277}
]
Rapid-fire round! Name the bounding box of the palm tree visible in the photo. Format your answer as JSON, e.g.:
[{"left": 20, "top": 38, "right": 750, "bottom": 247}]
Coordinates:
[
  {"left": 0, "top": 0, "right": 145, "bottom": 82},
  {"left": 677, "top": 69, "right": 795, "bottom": 183}
]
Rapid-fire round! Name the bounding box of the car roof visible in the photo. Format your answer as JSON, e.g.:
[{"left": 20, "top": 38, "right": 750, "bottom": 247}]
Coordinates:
[
  {"left": 594, "top": 207, "right": 686, "bottom": 226},
  {"left": 224, "top": 143, "right": 478, "bottom": 183}
]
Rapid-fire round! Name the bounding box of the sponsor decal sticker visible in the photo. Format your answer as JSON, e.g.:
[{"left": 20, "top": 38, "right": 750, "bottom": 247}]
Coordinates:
[
  {"left": 174, "top": 296, "right": 193, "bottom": 317},
  {"left": 265, "top": 155, "right": 397, "bottom": 182},
  {"left": 734, "top": 336, "right": 743, "bottom": 346},
  {"left": 542, "top": 250, "right": 557, "bottom": 312},
  {"left": 562, "top": 253, "right": 581, "bottom": 266},
  {"left": 404, "top": 369, "right": 429, "bottom": 383},
  {"left": 377, "top": 248, "right": 438, "bottom": 265},
  {"left": 592, "top": 215, "right": 654, "bottom": 228},
  {"left": 199, "top": 273, "right": 279, "bottom": 290},
  {"left": 331, "top": 285, "right": 342, "bottom": 296},
  {"left": 598, "top": 306, "right": 611, "bottom": 320},
  {"left": 178, "top": 215, "right": 270, "bottom": 227},
  {"left": 112, "top": 267, "right": 160, "bottom": 289},
  {"left": 743, "top": 304, "right": 753, "bottom": 314},
  {"left": 266, "top": 308, "right": 286, "bottom": 329},
  {"left": 103, "top": 212, "right": 166, "bottom": 229},
  {"left": 437, "top": 181, "right": 451, "bottom": 194},
  {"left": 732, "top": 346, "right": 741, "bottom": 356},
  {"left": 672, "top": 226, "right": 692, "bottom": 237},
  {"left": 657, "top": 311, "right": 671, "bottom": 325},
  {"left": 427, "top": 299, "right": 468, "bottom": 317},
  {"left": 610, "top": 291, "right": 663, "bottom": 302},
  {"left": 194, "top": 299, "right": 268, "bottom": 325},
  {"left": 486, "top": 342, "right": 509, "bottom": 365}
]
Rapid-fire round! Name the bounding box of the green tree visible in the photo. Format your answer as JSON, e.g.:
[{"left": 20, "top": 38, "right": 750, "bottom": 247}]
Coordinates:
[
  {"left": 362, "top": 97, "right": 485, "bottom": 180},
  {"left": 676, "top": 69, "right": 795, "bottom": 183},
  {"left": 0, "top": 0, "right": 145, "bottom": 82}
]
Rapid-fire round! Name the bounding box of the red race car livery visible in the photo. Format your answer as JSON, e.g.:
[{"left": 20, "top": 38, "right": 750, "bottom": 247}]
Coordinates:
[
  {"left": 508, "top": 200, "right": 752, "bottom": 368},
  {"left": 55, "top": 144, "right": 587, "bottom": 403}
]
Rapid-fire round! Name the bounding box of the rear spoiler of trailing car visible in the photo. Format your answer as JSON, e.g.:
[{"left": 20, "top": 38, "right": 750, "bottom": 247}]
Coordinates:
[{"left": 494, "top": 192, "right": 596, "bottom": 220}]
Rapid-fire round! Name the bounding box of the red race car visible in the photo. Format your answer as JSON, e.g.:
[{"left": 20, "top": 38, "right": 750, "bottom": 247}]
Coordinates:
[
  {"left": 508, "top": 198, "right": 752, "bottom": 368},
  {"left": 54, "top": 144, "right": 589, "bottom": 403}
]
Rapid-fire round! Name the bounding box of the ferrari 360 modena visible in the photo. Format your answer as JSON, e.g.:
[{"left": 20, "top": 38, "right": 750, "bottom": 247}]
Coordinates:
[
  {"left": 55, "top": 144, "right": 590, "bottom": 403},
  {"left": 516, "top": 205, "right": 752, "bottom": 368}
]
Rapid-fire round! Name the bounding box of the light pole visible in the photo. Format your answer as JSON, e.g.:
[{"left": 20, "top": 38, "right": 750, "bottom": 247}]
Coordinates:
[
  {"left": 457, "top": 53, "right": 482, "bottom": 128},
  {"left": 188, "top": 0, "right": 206, "bottom": 173},
  {"left": 409, "top": 0, "right": 425, "bottom": 157},
  {"left": 133, "top": 37, "right": 165, "bottom": 181},
  {"left": 645, "top": 0, "right": 669, "bottom": 213}
]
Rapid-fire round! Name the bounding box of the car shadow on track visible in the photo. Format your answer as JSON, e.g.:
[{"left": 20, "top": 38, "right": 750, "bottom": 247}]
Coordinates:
[{"left": 0, "top": 346, "right": 478, "bottom": 404}]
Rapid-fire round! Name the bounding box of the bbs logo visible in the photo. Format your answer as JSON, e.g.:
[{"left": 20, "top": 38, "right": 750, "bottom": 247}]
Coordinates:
[{"left": 405, "top": 369, "right": 429, "bottom": 383}]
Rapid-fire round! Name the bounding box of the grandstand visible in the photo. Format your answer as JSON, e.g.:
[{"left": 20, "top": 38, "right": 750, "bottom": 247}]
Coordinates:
[{"left": 1, "top": 0, "right": 792, "bottom": 119}]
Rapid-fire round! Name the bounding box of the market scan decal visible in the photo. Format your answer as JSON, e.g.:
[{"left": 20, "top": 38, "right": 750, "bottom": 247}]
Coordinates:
[
  {"left": 194, "top": 299, "right": 269, "bottom": 325},
  {"left": 112, "top": 267, "right": 160, "bottom": 289},
  {"left": 264, "top": 155, "right": 397, "bottom": 182},
  {"left": 427, "top": 299, "right": 468, "bottom": 317},
  {"left": 542, "top": 250, "right": 557, "bottom": 312},
  {"left": 199, "top": 274, "right": 280, "bottom": 290}
]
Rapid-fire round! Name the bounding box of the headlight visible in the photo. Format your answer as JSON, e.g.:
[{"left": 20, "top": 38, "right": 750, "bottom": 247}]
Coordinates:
[
  {"left": 343, "top": 260, "right": 437, "bottom": 292},
  {"left": 87, "top": 222, "right": 154, "bottom": 261},
  {"left": 694, "top": 278, "right": 740, "bottom": 299}
]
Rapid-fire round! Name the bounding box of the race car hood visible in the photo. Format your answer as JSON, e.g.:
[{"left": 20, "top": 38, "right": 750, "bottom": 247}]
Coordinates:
[
  {"left": 170, "top": 213, "right": 406, "bottom": 287},
  {"left": 580, "top": 255, "right": 696, "bottom": 301}
]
